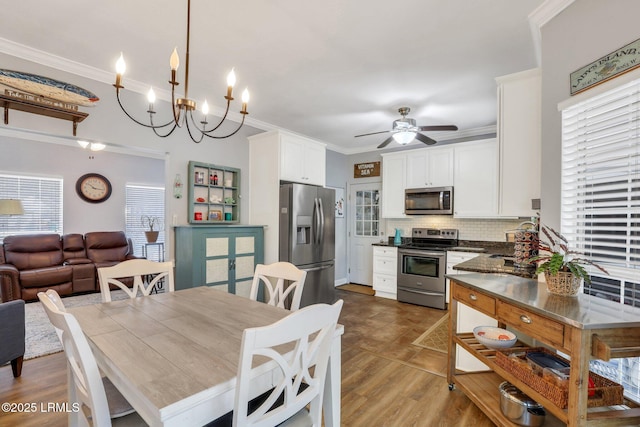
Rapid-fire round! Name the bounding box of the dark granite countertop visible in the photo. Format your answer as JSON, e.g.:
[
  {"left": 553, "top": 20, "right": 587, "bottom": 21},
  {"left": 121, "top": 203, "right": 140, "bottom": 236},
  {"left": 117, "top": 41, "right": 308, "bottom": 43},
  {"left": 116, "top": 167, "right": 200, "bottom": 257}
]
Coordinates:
[
  {"left": 373, "top": 238, "right": 514, "bottom": 255},
  {"left": 453, "top": 253, "right": 537, "bottom": 279}
]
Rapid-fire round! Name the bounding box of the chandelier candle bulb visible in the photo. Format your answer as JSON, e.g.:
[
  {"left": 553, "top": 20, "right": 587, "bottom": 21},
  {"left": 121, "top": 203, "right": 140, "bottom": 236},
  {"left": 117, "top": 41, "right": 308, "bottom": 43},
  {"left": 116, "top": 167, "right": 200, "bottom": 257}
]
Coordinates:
[
  {"left": 170, "top": 48, "right": 179, "bottom": 70},
  {"left": 114, "top": 53, "right": 126, "bottom": 88},
  {"left": 202, "top": 100, "right": 209, "bottom": 115},
  {"left": 226, "top": 68, "right": 236, "bottom": 99},
  {"left": 241, "top": 88, "right": 250, "bottom": 114}
]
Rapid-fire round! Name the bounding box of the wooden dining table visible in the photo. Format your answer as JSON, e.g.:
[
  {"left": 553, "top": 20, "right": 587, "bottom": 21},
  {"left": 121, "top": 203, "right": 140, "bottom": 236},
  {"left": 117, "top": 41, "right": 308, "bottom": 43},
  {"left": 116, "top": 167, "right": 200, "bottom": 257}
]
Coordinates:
[{"left": 67, "top": 286, "right": 344, "bottom": 427}]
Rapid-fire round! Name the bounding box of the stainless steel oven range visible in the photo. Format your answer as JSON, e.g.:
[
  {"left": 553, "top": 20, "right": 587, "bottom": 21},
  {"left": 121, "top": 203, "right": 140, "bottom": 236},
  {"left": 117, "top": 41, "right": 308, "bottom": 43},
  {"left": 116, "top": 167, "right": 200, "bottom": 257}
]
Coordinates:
[{"left": 397, "top": 228, "right": 458, "bottom": 310}]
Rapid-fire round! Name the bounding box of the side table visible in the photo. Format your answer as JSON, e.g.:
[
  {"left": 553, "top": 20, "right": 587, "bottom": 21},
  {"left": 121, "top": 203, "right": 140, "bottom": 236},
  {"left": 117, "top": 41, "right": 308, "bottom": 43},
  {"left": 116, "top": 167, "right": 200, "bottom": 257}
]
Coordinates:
[{"left": 142, "top": 242, "right": 165, "bottom": 262}]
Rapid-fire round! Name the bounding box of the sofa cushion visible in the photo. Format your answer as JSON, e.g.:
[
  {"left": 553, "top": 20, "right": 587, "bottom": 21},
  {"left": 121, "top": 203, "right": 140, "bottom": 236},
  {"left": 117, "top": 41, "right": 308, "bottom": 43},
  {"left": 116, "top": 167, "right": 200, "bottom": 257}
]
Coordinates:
[
  {"left": 3, "top": 234, "right": 63, "bottom": 270},
  {"left": 63, "top": 233, "right": 87, "bottom": 260},
  {"left": 19, "top": 266, "right": 73, "bottom": 288},
  {"left": 85, "top": 231, "right": 131, "bottom": 263}
]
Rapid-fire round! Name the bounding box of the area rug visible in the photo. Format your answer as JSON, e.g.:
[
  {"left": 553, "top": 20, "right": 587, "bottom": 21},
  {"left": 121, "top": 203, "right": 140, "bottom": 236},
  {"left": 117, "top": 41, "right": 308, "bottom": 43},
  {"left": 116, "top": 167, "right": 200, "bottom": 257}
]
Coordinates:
[
  {"left": 24, "top": 290, "right": 129, "bottom": 360},
  {"left": 336, "top": 283, "right": 375, "bottom": 296},
  {"left": 412, "top": 313, "right": 450, "bottom": 353}
]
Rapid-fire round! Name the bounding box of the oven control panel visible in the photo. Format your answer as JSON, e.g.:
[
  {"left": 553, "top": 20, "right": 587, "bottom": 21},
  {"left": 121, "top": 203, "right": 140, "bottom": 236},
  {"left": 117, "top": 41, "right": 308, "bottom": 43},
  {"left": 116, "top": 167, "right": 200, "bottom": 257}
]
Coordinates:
[{"left": 411, "top": 228, "right": 458, "bottom": 240}]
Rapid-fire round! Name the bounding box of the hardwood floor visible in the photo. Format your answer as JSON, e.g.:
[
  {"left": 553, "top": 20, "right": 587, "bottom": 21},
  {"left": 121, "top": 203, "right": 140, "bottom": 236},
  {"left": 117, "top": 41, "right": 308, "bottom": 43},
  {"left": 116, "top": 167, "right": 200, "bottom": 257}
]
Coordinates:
[{"left": 0, "top": 289, "right": 494, "bottom": 426}]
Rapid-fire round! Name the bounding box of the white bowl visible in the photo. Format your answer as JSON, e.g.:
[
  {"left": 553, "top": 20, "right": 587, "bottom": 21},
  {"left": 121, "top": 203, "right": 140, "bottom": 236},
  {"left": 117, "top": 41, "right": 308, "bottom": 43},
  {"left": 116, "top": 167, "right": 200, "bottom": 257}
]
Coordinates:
[{"left": 473, "top": 326, "right": 517, "bottom": 349}]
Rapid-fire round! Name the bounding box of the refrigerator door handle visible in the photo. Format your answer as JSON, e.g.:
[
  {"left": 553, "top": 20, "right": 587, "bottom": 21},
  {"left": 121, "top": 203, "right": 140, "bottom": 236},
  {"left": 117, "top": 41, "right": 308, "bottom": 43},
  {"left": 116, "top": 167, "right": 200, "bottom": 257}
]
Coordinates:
[
  {"left": 318, "top": 198, "right": 324, "bottom": 244},
  {"left": 313, "top": 197, "right": 321, "bottom": 244}
]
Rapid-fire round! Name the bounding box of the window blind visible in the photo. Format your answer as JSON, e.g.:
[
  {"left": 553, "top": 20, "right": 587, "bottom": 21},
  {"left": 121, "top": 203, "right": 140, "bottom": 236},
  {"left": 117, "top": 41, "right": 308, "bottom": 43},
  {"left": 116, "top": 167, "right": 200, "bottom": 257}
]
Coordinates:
[
  {"left": 561, "top": 78, "right": 640, "bottom": 279},
  {"left": 562, "top": 76, "right": 640, "bottom": 402},
  {"left": 125, "top": 184, "right": 165, "bottom": 257},
  {"left": 0, "top": 173, "right": 63, "bottom": 241}
]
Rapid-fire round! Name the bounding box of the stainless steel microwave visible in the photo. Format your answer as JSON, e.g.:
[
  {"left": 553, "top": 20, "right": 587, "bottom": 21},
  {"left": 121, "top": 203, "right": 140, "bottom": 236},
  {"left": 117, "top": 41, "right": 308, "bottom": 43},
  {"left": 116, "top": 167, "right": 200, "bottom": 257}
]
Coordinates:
[{"left": 405, "top": 186, "right": 453, "bottom": 215}]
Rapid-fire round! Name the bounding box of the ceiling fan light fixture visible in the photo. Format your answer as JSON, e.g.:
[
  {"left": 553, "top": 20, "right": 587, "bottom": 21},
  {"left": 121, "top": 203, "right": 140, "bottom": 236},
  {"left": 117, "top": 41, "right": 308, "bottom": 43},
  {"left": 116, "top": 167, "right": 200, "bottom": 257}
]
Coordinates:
[{"left": 392, "top": 131, "right": 417, "bottom": 145}]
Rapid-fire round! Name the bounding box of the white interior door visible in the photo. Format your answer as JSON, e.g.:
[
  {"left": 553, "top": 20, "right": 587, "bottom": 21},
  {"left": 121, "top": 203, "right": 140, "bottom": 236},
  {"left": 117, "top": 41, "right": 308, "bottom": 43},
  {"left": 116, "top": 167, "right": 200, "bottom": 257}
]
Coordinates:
[{"left": 348, "top": 183, "right": 382, "bottom": 285}]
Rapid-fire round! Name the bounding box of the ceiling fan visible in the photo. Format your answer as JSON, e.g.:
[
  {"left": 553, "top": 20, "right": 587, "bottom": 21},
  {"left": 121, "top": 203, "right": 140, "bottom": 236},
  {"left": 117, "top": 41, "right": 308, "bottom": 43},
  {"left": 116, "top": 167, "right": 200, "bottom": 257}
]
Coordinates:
[{"left": 354, "top": 107, "right": 458, "bottom": 149}]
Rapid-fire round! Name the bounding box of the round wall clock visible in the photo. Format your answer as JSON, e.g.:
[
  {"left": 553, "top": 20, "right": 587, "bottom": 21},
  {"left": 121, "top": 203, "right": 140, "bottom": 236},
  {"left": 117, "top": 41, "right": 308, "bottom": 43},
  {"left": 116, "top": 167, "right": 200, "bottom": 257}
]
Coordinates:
[{"left": 76, "top": 173, "right": 112, "bottom": 203}]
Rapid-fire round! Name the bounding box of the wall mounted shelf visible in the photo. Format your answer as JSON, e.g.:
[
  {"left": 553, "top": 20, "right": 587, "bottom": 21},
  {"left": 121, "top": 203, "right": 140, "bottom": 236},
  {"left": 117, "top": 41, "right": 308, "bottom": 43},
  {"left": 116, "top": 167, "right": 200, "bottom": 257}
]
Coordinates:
[{"left": 0, "top": 94, "right": 88, "bottom": 136}]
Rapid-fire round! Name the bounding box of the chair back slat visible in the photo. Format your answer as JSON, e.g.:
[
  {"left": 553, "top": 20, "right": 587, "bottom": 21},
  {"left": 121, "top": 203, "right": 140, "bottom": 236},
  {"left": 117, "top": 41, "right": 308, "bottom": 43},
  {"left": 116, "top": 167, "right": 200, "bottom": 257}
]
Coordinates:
[
  {"left": 233, "top": 299, "right": 343, "bottom": 427},
  {"left": 249, "top": 262, "right": 307, "bottom": 311},
  {"left": 98, "top": 259, "right": 174, "bottom": 302}
]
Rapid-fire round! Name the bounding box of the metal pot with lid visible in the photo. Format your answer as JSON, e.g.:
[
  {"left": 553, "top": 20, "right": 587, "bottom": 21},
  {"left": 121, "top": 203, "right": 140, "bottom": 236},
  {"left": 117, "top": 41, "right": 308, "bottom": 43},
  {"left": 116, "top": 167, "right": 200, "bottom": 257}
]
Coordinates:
[{"left": 499, "top": 381, "right": 546, "bottom": 426}]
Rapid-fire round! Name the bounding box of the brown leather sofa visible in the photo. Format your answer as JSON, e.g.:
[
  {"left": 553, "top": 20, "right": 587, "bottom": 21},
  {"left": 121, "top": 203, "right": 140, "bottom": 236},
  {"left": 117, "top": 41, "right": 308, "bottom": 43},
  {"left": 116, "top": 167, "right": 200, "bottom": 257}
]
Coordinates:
[{"left": 0, "top": 231, "right": 137, "bottom": 302}]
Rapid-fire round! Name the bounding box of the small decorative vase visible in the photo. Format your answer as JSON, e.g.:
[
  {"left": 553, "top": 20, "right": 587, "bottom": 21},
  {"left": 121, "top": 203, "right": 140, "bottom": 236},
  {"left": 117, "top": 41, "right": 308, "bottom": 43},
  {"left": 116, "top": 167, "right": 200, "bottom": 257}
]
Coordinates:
[
  {"left": 145, "top": 231, "right": 159, "bottom": 243},
  {"left": 544, "top": 271, "right": 581, "bottom": 296}
]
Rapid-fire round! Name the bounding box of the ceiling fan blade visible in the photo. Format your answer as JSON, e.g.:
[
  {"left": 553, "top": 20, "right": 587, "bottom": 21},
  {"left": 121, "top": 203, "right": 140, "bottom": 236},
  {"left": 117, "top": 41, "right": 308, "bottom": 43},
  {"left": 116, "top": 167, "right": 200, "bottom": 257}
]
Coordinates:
[
  {"left": 417, "top": 125, "right": 458, "bottom": 131},
  {"left": 377, "top": 136, "right": 394, "bottom": 149},
  {"left": 415, "top": 133, "right": 437, "bottom": 145},
  {"left": 354, "top": 130, "right": 391, "bottom": 138}
]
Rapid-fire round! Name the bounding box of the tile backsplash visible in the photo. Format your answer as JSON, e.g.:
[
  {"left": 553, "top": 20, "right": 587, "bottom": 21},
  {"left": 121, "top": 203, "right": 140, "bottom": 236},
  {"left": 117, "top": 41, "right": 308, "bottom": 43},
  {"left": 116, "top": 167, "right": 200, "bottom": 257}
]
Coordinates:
[{"left": 385, "top": 216, "right": 526, "bottom": 242}]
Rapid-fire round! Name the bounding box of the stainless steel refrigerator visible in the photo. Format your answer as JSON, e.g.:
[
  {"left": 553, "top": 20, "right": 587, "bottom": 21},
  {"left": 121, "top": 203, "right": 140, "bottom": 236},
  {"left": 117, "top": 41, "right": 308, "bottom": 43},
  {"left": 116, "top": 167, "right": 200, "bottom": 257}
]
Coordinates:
[{"left": 279, "top": 183, "right": 336, "bottom": 307}]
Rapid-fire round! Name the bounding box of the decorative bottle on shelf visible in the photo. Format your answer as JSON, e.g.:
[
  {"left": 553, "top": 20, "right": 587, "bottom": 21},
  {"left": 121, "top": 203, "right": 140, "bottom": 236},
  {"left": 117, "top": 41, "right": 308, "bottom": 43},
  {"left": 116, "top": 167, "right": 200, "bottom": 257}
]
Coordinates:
[{"left": 213, "top": 173, "right": 218, "bottom": 186}]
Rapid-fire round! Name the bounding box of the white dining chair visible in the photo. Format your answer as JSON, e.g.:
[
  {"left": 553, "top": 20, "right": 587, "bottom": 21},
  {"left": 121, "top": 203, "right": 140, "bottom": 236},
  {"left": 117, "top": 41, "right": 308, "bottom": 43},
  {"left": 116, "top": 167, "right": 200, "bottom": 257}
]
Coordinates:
[
  {"left": 98, "top": 259, "right": 175, "bottom": 302},
  {"left": 38, "top": 290, "right": 145, "bottom": 427},
  {"left": 249, "top": 262, "right": 307, "bottom": 311},
  {"left": 232, "top": 299, "right": 343, "bottom": 427}
]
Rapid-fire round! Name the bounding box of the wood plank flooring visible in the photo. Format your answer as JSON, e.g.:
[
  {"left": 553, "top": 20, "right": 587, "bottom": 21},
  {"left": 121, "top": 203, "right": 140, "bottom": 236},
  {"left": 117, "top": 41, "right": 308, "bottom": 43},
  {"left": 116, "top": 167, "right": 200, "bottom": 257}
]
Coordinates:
[{"left": 0, "top": 289, "right": 494, "bottom": 426}]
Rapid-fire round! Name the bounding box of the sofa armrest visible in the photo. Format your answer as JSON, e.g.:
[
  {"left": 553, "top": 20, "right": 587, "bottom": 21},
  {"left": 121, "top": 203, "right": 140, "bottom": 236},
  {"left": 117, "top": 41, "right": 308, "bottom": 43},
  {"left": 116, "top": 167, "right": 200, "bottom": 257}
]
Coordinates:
[
  {"left": 0, "top": 264, "right": 20, "bottom": 302},
  {"left": 0, "top": 299, "right": 26, "bottom": 377},
  {"left": 64, "top": 258, "right": 93, "bottom": 265}
]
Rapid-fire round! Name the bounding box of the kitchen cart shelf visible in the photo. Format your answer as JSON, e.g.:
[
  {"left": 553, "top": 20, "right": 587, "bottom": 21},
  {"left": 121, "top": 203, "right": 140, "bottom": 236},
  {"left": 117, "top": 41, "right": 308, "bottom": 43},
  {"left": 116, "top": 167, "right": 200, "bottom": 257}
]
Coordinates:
[
  {"left": 447, "top": 274, "right": 640, "bottom": 427},
  {"left": 188, "top": 161, "right": 240, "bottom": 224}
]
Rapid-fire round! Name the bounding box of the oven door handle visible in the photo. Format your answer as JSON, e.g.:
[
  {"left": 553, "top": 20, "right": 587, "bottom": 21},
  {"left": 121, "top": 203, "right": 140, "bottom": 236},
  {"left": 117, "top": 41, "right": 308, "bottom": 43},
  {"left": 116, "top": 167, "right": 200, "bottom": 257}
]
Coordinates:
[
  {"left": 399, "top": 249, "right": 445, "bottom": 258},
  {"left": 397, "top": 287, "right": 443, "bottom": 297}
]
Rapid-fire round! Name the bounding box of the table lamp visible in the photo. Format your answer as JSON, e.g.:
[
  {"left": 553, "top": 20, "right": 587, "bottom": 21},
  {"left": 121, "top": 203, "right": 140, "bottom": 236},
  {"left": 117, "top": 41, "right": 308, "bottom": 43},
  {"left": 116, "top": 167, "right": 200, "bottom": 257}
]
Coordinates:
[{"left": 0, "top": 199, "right": 24, "bottom": 215}]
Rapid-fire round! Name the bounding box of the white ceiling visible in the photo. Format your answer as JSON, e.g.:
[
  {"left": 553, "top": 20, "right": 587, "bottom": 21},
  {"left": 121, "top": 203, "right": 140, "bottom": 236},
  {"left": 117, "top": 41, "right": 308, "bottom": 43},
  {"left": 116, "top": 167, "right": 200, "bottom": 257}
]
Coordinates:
[{"left": 0, "top": 0, "right": 545, "bottom": 154}]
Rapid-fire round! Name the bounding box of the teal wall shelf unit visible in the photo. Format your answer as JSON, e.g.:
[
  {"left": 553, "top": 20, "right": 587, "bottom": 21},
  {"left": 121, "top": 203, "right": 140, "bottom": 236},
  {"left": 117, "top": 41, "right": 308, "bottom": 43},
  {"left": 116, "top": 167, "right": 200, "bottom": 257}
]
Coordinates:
[{"left": 188, "top": 161, "right": 240, "bottom": 224}]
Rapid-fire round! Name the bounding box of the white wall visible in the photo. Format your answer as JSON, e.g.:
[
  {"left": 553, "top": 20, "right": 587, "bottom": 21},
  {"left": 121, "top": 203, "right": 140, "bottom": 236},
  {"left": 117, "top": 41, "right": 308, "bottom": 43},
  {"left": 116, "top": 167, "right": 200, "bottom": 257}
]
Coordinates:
[
  {"left": 540, "top": 0, "right": 640, "bottom": 229},
  {"left": 326, "top": 150, "right": 349, "bottom": 284},
  {"left": 0, "top": 137, "right": 163, "bottom": 234}
]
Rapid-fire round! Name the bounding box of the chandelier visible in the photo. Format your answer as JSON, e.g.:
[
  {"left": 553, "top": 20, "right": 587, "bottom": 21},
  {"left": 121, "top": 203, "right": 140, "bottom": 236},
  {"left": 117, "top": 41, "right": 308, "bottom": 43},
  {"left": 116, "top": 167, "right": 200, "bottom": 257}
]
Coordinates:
[{"left": 113, "top": 0, "right": 249, "bottom": 143}]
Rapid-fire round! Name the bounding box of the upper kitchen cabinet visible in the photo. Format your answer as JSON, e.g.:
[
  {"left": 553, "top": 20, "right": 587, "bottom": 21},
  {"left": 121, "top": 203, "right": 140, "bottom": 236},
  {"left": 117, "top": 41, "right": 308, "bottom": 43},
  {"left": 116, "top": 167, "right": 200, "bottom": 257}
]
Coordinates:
[
  {"left": 279, "top": 132, "right": 326, "bottom": 186},
  {"left": 406, "top": 146, "right": 454, "bottom": 188},
  {"left": 248, "top": 129, "right": 327, "bottom": 264},
  {"left": 496, "top": 68, "right": 541, "bottom": 217},
  {"left": 453, "top": 138, "right": 499, "bottom": 218},
  {"left": 381, "top": 152, "right": 407, "bottom": 218}
]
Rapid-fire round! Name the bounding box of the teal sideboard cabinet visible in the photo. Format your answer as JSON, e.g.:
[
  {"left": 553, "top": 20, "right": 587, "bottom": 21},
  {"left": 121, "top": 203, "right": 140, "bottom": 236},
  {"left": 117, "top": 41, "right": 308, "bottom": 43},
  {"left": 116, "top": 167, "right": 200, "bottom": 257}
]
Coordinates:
[{"left": 174, "top": 225, "right": 265, "bottom": 296}]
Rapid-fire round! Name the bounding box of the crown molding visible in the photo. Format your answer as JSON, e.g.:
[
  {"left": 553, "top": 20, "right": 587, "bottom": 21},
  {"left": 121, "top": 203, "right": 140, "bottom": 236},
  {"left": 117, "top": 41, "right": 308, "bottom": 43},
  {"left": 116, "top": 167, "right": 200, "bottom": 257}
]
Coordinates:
[{"left": 528, "top": 0, "right": 575, "bottom": 66}]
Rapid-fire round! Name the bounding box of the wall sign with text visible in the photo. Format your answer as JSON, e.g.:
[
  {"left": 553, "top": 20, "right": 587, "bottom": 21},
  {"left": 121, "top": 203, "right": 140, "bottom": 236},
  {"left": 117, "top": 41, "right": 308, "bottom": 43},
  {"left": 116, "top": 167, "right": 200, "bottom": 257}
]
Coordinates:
[
  {"left": 354, "top": 161, "right": 380, "bottom": 178},
  {"left": 570, "top": 38, "right": 640, "bottom": 95}
]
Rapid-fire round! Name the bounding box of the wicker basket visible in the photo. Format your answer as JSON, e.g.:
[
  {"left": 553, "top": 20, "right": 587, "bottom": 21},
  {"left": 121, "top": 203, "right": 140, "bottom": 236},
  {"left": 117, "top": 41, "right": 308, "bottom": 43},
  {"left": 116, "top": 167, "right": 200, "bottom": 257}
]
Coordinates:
[
  {"left": 495, "top": 347, "right": 623, "bottom": 409},
  {"left": 545, "top": 271, "right": 581, "bottom": 296}
]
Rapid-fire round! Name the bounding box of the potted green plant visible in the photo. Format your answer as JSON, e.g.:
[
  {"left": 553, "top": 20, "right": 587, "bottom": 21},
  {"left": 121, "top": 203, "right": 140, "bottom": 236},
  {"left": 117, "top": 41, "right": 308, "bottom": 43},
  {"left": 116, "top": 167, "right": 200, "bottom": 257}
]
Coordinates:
[
  {"left": 141, "top": 215, "right": 161, "bottom": 243},
  {"left": 526, "top": 224, "right": 608, "bottom": 296}
]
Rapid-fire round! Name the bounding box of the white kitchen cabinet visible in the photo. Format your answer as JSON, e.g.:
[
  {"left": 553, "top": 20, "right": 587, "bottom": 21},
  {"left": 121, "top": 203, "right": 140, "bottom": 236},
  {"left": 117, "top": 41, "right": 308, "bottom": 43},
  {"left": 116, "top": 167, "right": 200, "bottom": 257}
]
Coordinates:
[
  {"left": 446, "top": 251, "right": 496, "bottom": 372},
  {"left": 372, "top": 246, "right": 397, "bottom": 299},
  {"left": 496, "top": 68, "right": 541, "bottom": 217},
  {"left": 380, "top": 152, "right": 406, "bottom": 218},
  {"left": 453, "top": 139, "right": 498, "bottom": 218},
  {"left": 406, "top": 146, "right": 454, "bottom": 188},
  {"left": 248, "top": 129, "right": 327, "bottom": 264},
  {"left": 279, "top": 132, "right": 326, "bottom": 186}
]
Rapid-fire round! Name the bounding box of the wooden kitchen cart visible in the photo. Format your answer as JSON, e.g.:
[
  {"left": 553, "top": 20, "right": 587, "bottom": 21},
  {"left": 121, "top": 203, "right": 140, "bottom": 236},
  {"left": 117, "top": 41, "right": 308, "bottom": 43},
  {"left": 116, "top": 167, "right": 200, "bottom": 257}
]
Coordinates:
[{"left": 446, "top": 273, "right": 640, "bottom": 427}]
